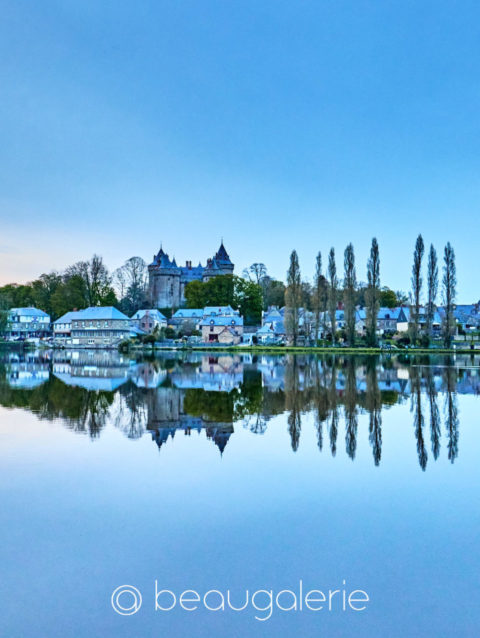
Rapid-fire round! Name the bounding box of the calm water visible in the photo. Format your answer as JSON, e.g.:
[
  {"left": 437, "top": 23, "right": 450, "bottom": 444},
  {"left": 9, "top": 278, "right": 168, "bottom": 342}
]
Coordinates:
[{"left": 1, "top": 349, "right": 479, "bottom": 637}]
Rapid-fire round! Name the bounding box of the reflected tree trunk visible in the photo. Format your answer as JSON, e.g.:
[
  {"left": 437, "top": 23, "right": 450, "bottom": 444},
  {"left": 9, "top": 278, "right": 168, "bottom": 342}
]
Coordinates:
[
  {"left": 366, "top": 357, "right": 382, "bottom": 466},
  {"left": 426, "top": 367, "right": 441, "bottom": 461},
  {"left": 444, "top": 366, "right": 459, "bottom": 463},
  {"left": 328, "top": 359, "right": 339, "bottom": 457},
  {"left": 344, "top": 358, "right": 358, "bottom": 460},
  {"left": 314, "top": 358, "right": 329, "bottom": 452},
  {"left": 411, "top": 366, "right": 427, "bottom": 471},
  {"left": 285, "top": 355, "right": 301, "bottom": 452}
]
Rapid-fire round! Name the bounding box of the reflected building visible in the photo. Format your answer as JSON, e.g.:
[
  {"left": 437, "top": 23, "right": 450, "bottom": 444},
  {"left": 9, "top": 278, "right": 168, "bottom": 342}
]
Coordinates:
[
  {"left": 4, "top": 352, "right": 50, "bottom": 389},
  {"left": 52, "top": 350, "right": 133, "bottom": 391}
]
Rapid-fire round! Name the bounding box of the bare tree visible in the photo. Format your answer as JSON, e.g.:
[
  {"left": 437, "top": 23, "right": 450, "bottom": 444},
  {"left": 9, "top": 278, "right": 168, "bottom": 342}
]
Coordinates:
[
  {"left": 365, "top": 238, "right": 380, "bottom": 346},
  {"left": 411, "top": 234, "right": 425, "bottom": 344},
  {"left": 343, "top": 243, "right": 357, "bottom": 345},
  {"left": 442, "top": 242, "right": 457, "bottom": 347},
  {"left": 243, "top": 263, "right": 267, "bottom": 284},
  {"left": 115, "top": 256, "right": 147, "bottom": 313},
  {"left": 327, "top": 248, "right": 337, "bottom": 343}
]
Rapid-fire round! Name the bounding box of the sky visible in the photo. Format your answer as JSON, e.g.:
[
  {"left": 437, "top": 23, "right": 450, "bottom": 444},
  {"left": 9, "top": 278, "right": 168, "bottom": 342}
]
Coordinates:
[{"left": 1, "top": 0, "right": 479, "bottom": 300}]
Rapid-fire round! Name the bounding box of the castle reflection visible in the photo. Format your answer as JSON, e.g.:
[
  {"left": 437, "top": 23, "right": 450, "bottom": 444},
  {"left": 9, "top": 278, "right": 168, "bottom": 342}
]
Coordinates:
[{"left": 1, "top": 349, "right": 478, "bottom": 466}]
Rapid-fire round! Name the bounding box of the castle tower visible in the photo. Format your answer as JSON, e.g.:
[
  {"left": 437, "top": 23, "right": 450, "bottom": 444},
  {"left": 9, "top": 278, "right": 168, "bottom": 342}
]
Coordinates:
[
  {"left": 148, "top": 247, "right": 182, "bottom": 308},
  {"left": 203, "top": 242, "right": 234, "bottom": 281}
]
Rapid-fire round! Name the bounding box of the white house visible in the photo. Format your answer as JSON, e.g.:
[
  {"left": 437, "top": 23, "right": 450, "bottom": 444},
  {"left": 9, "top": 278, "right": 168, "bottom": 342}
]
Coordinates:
[{"left": 6, "top": 307, "right": 51, "bottom": 339}]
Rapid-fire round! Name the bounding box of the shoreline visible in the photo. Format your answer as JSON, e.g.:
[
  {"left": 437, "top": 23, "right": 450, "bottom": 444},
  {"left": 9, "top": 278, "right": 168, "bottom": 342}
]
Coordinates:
[{"left": 1, "top": 342, "right": 477, "bottom": 356}]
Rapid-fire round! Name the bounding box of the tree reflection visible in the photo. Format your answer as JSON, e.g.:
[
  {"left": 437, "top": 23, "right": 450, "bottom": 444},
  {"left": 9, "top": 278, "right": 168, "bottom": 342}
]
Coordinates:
[
  {"left": 285, "top": 355, "right": 301, "bottom": 452},
  {"left": 426, "top": 367, "right": 441, "bottom": 461},
  {"left": 344, "top": 358, "right": 358, "bottom": 461},
  {"left": 313, "top": 358, "right": 329, "bottom": 452},
  {"left": 444, "top": 365, "right": 459, "bottom": 464},
  {"left": 365, "top": 358, "right": 382, "bottom": 466},
  {"left": 328, "top": 359, "right": 339, "bottom": 457},
  {"left": 410, "top": 366, "right": 427, "bottom": 471}
]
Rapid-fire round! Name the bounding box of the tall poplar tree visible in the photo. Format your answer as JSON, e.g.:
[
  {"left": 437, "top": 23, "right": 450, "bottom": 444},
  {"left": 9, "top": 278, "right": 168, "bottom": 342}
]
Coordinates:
[
  {"left": 313, "top": 252, "right": 323, "bottom": 342},
  {"left": 411, "top": 234, "right": 425, "bottom": 344},
  {"left": 327, "top": 248, "right": 338, "bottom": 343},
  {"left": 442, "top": 243, "right": 457, "bottom": 347},
  {"left": 344, "top": 243, "right": 357, "bottom": 345},
  {"left": 365, "top": 238, "right": 380, "bottom": 346},
  {"left": 426, "top": 244, "right": 438, "bottom": 337},
  {"left": 285, "top": 250, "right": 302, "bottom": 346}
]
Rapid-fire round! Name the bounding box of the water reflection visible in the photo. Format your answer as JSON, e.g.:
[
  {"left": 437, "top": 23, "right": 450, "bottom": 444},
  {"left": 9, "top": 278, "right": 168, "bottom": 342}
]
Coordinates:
[{"left": 1, "top": 349, "right": 478, "bottom": 467}]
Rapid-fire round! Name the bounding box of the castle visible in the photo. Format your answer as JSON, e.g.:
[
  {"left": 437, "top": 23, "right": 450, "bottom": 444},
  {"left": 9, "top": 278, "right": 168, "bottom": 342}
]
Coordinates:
[{"left": 148, "top": 241, "right": 234, "bottom": 308}]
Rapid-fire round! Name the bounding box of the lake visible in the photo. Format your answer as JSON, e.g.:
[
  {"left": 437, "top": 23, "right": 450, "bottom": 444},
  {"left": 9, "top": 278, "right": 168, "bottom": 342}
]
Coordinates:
[{"left": 1, "top": 349, "right": 479, "bottom": 637}]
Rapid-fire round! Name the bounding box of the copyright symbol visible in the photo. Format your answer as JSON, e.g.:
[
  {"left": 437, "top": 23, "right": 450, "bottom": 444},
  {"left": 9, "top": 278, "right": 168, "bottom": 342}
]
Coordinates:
[{"left": 111, "top": 585, "right": 143, "bottom": 615}]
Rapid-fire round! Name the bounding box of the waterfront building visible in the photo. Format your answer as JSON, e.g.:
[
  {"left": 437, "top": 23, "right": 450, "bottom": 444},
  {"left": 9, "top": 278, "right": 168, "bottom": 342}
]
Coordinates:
[
  {"left": 131, "top": 309, "right": 167, "bottom": 334},
  {"left": 70, "top": 307, "right": 131, "bottom": 348},
  {"left": 5, "top": 307, "right": 51, "bottom": 340},
  {"left": 200, "top": 314, "right": 244, "bottom": 345},
  {"left": 53, "top": 311, "right": 80, "bottom": 339}
]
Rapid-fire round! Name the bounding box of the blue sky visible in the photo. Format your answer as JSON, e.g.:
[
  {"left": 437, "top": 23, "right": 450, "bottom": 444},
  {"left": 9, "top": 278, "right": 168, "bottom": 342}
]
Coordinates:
[{"left": 1, "top": 0, "right": 479, "bottom": 299}]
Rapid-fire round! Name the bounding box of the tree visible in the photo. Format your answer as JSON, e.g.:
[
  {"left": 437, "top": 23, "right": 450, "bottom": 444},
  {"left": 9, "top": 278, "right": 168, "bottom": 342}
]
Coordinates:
[
  {"left": 379, "top": 287, "right": 398, "bottom": 308},
  {"left": 327, "top": 248, "right": 337, "bottom": 343},
  {"left": 0, "top": 294, "right": 10, "bottom": 335},
  {"left": 203, "top": 275, "right": 235, "bottom": 306},
  {"left": 67, "top": 255, "right": 116, "bottom": 307},
  {"left": 343, "top": 243, "right": 356, "bottom": 345},
  {"left": 30, "top": 272, "right": 63, "bottom": 318},
  {"left": 114, "top": 256, "right": 147, "bottom": 314},
  {"left": 285, "top": 250, "right": 302, "bottom": 345},
  {"left": 313, "top": 252, "right": 323, "bottom": 341},
  {"left": 243, "top": 263, "right": 267, "bottom": 284},
  {"left": 233, "top": 277, "right": 263, "bottom": 325},
  {"left": 365, "top": 238, "right": 380, "bottom": 346},
  {"left": 50, "top": 274, "right": 88, "bottom": 317},
  {"left": 410, "top": 234, "right": 425, "bottom": 344},
  {"left": 426, "top": 244, "right": 438, "bottom": 337},
  {"left": 442, "top": 242, "right": 456, "bottom": 347},
  {"left": 262, "top": 278, "right": 285, "bottom": 309},
  {"left": 184, "top": 280, "right": 206, "bottom": 308}
]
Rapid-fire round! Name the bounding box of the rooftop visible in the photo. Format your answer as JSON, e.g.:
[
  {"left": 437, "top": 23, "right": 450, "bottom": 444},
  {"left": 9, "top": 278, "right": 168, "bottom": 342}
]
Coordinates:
[
  {"left": 9, "top": 307, "right": 50, "bottom": 318},
  {"left": 73, "top": 306, "right": 130, "bottom": 321}
]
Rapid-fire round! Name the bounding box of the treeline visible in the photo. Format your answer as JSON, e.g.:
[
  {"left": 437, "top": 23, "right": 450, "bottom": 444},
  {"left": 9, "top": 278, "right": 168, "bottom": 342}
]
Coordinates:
[
  {"left": 0, "top": 254, "right": 152, "bottom": 322},
  {"left": 284, "top": 235, "right": 457, "bottom": 347}
]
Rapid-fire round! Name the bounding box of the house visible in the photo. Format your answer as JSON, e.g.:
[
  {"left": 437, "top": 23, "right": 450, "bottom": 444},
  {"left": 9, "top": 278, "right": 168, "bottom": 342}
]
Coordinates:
[
  {"left": 70, "top": 307, "right": 131, "bottom": 348},
  {"left": 377, "top": 307, "right": 402, "bottom": 334},
  {"left": 53, "top": 311, "right": 80, "bottom": 339},
  {"left": 453, "top": 304, "right": 480, "bottom": 331},
  {"left": 5, "top": 307, "right": 51, "bottom": 339},
  {"left": 131, "top": 309, "right": 167, "bottom": 334},
  {"left": 200, "top": 315, "right": 244, "bottom": 345},
  {"left": 170, "top": 308, "right": 203, "bottom": 332},
  {"left": 256, "top": 324, "right": 276, "bottom": 344},
  {"left": 396, "top": 307, "right": 443, "bottom": 334},
  {"left": 262, "top": 307, "right": 286, "bottom": 341}
]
